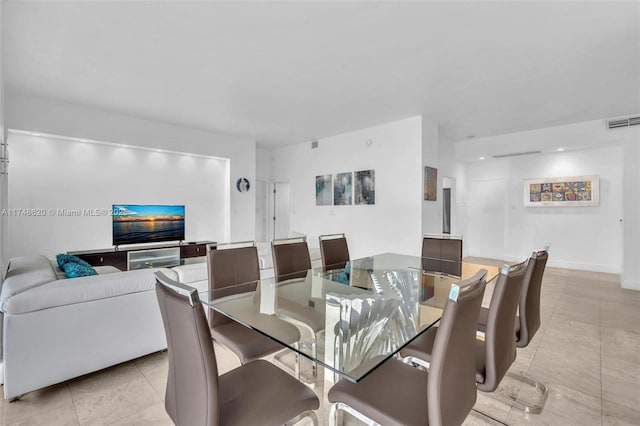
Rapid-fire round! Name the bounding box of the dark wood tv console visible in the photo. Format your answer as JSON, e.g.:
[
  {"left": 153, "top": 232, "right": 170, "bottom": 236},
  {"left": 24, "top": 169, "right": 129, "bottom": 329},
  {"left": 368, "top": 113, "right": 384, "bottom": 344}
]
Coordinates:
[{"left": 69, "top": 241, "right": 216, "bottom": 271}]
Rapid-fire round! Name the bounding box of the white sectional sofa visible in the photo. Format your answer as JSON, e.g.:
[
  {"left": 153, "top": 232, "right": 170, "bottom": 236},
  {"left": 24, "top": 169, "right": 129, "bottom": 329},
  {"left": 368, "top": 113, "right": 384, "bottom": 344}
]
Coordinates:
[
  {"left": 0, "top": 242, "right": 323, "bottom": 400},
  {"left": 0, "top": 255, "right": 194, "bottom": 400}
]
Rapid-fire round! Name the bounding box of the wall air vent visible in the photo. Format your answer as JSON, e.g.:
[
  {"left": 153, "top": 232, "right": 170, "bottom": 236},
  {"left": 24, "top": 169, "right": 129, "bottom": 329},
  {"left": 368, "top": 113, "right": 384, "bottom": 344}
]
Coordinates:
[
  {"left": 491, "top": 150, "right": 541, "bottom": 159},
  {"left": 608, "top": 116, "right": 640, "bottom": 129}
]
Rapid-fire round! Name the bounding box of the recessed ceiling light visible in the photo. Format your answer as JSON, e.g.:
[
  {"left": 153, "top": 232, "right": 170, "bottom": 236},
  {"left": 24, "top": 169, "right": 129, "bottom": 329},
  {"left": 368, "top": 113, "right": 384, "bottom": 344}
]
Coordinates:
[
  {"left": 557, "top": 148, "right": 564, "bottom": 152},
  {"left": 32, "top": 133, "right": 42, "bottom": 137},
  {"left": 479, "top": 156, "right": 485, "bottom": 160}
]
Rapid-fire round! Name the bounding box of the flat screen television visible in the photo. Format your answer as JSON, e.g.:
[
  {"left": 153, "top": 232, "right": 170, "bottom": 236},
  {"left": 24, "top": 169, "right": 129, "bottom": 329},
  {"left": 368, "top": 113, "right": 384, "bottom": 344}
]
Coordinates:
[{"left": 112, "top": 204, "right": 185, "bottom": 246}]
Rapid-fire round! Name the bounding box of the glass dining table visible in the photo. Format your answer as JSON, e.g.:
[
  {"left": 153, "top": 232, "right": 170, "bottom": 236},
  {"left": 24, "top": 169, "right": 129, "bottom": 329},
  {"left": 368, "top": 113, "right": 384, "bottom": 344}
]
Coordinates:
[{"left": 200, "top": 252, "right": 499, "bottom": 383}]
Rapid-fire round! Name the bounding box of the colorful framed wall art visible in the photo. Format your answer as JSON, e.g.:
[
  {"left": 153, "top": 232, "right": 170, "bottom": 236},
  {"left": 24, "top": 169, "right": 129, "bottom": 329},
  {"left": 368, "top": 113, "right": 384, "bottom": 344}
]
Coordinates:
[{"left": 523, "top": 175, "right": 599, "bottom": 207}]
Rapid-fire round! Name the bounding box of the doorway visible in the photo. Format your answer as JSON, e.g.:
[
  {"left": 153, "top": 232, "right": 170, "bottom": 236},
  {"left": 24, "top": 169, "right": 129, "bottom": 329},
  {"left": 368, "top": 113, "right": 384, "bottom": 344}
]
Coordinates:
[
  {"left": 273, "top": 182, "right": 291, "bottom": 240},
  {"left": 442, "top": 188, "right": 451, "bottom": 234},
  {"left": 467, "top": 178, "right": 505, "bottom": 259},
  {"left": 442, "top": 176, "right": 456, "bottom": 235}
]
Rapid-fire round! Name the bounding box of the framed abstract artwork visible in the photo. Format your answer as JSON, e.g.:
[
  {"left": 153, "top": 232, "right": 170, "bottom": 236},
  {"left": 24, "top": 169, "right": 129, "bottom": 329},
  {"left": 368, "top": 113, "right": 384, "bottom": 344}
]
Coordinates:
[
  {"left": 424, "top": 166, "right": 437, "bottom": 201},
  {"left": 354, "top": 169, "right": 375, "bottom": 205},
  {"left": 334, "top": 172, "right": 353, "bottom": 205},
  {"left": 315, "top": 174, "right": 332, "bottom": 206},
  {"left": 523, "top": 175, "right": 599, "bottom": 207}
]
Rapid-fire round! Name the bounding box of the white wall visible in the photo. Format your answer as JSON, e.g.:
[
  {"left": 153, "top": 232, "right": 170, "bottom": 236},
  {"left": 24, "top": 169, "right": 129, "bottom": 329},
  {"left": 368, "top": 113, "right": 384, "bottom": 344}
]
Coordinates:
[
  {"left": 436, "top": 132, "right": 461, "bottom": 237},
  {"left": 256, "top": 147, "right": 272, "bottom": 181},
  {"left": 255, "top": 148, "right": 272, "bottom": 241},
  {"left": 458, "top": 118, "right": 636, "bottom": 276},
  {"left": 421, "top": 119, "right": 441, "bottom": 235},
  {"left": 7, "top": 133, "right": 227, "bottom": 259},
  {"left": 271, "top": 116, "right": 423, "bottom": 257},
  {"left": 467, "top": 146, "right": 623, "bottom": 272},
  {"left": 6, "top": 91, "right": 257, "bottom": 243},
  {"left": 622, "top": 128, "right": 640, "bottom": 289}
]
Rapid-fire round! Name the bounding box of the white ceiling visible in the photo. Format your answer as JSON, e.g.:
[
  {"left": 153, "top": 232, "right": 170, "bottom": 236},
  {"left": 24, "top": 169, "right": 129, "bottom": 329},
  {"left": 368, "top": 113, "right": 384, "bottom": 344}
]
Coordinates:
[{"left": 3, "top": 1, "right": 639, "bottom": 147}]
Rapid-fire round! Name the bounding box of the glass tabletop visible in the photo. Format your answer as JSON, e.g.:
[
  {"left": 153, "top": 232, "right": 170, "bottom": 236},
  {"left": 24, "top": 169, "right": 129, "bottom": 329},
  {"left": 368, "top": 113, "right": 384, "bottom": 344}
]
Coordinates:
[{"left": 200, "top": 252, "right": 499, "bottom": 382}]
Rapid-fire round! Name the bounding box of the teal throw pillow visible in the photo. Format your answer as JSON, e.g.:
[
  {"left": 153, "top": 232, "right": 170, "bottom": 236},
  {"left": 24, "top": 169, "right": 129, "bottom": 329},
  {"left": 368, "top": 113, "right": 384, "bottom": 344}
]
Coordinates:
[
  {"left": 63, "top": 262, "right": 98, "bottom": 278},
  {"left": 56, "top": 253, "right": 69, "bottom": 269},
  {"left": 56, "top": 253, "right": 93, "bottom": 270}
]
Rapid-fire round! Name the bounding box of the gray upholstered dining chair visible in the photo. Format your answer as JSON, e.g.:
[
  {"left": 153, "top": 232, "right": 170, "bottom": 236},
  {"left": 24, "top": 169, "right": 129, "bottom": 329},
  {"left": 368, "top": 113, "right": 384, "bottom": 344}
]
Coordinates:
[
  {"left": 271, "top": 236, "right": 320, "bottom": 380},
  {"left": 154, "top": 272, "right": 319, "bottom": 426},
  {"left": 271, "top": 236, "right": 312, "bottom": 282},
  {"left": 327, "top": 270, "right": 487, "bottom": 426},
  {"left": 477, "top": 248, "right": 550, "bottom": 413},
  {"left": 207, "top": 242, "right": 300, "bottom": 364},
  {"left": 401, "top": 260, "right": 529, "bottom": 422},
  {"left": 319, "top": 233, "right": 350, "bottom": 272}
]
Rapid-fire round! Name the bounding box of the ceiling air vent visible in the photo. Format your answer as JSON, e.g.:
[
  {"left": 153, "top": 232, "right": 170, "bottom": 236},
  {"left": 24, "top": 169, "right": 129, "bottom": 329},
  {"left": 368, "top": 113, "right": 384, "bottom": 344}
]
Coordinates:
[
  {"left": 608, "top": 116, "right": 640, "bottom": 129},
  {"left": 311, "top": 140, "right": 319, "bottom": 149},
  {"left": 491, "top": 150, "right": 541, "bottom": 159}
]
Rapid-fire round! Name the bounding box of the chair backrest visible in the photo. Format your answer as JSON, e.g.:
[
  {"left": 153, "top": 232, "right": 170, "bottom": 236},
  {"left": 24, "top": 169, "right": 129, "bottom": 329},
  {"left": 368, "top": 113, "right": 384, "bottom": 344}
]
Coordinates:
[
  {"left": 427, "top": 269, "right": 487, "bottom": 426},
  {"left": 155, "top": 272, "right": 220, "bottom": 426},
  {"left": 207, "top": 242, "right": 260, "bottom": 328},
  {"left": 480, "top": 260, "right": 529, "bottom": 392},
  {"left": 422, "top": 235, "right": 463, "bottom": 263},
  {"left": 272, "top": 237, "right": 312, "bottom": 283},
  {"left": 319, "top": 233, "right": 350, "bottom": 271},
  {"left": 517, "top": 249, "right": 548, "bottom": 348}
]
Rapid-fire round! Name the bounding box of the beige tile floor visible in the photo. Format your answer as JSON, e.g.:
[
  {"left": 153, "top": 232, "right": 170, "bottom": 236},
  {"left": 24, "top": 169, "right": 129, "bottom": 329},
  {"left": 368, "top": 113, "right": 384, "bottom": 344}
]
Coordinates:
[{"left": 0, "top": 260, "right": 639, "bottom": 425}]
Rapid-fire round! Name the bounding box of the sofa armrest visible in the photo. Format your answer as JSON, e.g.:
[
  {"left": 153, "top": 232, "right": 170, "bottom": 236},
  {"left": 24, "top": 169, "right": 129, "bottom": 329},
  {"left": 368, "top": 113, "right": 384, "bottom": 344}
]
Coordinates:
[
  {"left": 0, "top": 256, "right": 58, "bottom": 305},
  {"left": 1, "top": 268, "right": 177, "bottom": 315}
]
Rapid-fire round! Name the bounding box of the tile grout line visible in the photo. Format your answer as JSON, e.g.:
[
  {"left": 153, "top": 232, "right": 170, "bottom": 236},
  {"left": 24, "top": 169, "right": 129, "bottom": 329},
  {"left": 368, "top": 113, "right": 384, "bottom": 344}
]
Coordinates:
[{"left": 65, "top": 383, "right": 83, "bottom": 426}]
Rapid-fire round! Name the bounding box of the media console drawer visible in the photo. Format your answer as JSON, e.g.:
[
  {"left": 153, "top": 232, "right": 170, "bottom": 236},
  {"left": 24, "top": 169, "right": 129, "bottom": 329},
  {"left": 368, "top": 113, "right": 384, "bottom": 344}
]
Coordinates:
[
  {"left": 180, "top": 244, "right": 207, "bottom": 258},
  {"left": 74, "top": 252, "right": 127, "bottom": 271}
]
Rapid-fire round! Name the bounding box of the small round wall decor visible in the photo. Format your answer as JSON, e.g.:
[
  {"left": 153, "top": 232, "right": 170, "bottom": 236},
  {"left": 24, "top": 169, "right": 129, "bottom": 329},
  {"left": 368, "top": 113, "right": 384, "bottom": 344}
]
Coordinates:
[{"left": 236, "top": 178, "right": 251, "bottom": 192}]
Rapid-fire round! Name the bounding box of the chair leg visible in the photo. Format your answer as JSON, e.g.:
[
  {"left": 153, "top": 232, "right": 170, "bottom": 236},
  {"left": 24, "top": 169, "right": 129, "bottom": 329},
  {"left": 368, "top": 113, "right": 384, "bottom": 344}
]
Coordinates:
[
  {"left": 487, "top": 371, "right": 549, "bottom": 414},
  {"left": 273, "top": 348, "right": 316, "bottom": 384},
  {"left": 275, "top": 314, "right": 318, "bottom": 382},
  {"left": 329, "top": 402, "right": 380, "bottom": 426}
]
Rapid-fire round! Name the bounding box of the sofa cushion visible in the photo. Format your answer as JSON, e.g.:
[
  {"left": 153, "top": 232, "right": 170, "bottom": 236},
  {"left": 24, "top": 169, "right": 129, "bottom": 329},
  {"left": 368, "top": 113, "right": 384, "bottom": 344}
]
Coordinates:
[
  {"left": 94, "top": 266, "right": 121, "bottom": 274},
  {"left": 1, "top": 256, "right": 57, "bottom": 305},
  {"left": 1, "top": 267, "right": 178, "bottom": 315},
  {"left": 51, "top": 263, "right": 120, "bottom": 279},
  {"left": 173, "top": 262, "right": 207, "bottom": 285}
]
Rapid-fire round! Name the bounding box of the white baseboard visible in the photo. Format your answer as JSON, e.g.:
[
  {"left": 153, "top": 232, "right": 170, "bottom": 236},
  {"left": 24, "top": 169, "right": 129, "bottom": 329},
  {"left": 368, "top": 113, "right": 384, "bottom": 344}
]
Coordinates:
[
  {"left": 621, "top": 279, "right": 640, "bottom": 291},
  {"left": 503, "top": 255, "right": 621, "bottom": 274}
]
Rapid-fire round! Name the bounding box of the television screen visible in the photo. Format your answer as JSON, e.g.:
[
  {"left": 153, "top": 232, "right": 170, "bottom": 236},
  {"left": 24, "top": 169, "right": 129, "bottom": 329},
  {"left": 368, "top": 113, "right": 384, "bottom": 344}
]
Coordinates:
[{"left": 112, "top": 204, "right": 185, "bottom": 246}]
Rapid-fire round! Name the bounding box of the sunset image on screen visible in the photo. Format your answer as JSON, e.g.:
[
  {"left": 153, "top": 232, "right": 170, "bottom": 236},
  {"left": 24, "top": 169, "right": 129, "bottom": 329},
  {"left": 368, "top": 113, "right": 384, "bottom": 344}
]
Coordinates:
[{"left": 112, "top": 205, "right": 185, "bottom": 245}]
